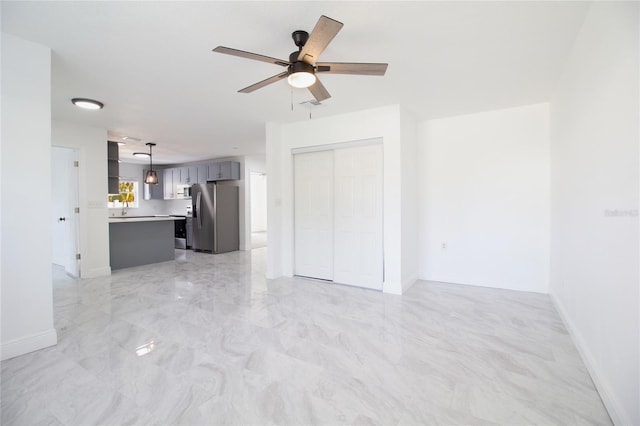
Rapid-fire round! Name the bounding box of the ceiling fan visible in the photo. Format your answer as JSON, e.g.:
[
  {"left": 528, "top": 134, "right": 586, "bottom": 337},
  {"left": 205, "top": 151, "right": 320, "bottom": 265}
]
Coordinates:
[{"left": 212, "top": 15, "right": 388, "bottom": 102}]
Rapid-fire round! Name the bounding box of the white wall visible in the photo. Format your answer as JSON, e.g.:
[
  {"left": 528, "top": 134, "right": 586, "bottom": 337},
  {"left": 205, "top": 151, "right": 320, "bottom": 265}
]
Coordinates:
[
  {"left": 1, "top": 34, "right": 57, "bottom": 360},
  {"left": 266, "top": 105, "right": 419, "bottom": 294},
  {"left": 549, "top": 2, "right": 639, "bottom": 425},
  {"left": 419, "top": 103, "right": 551, "bottom": 293},
  {"left": 401, "top": 110, "right": 419, "bottom": 292},
  {"left": 52, "top": 121, "right": 111, "bottom": 279}
]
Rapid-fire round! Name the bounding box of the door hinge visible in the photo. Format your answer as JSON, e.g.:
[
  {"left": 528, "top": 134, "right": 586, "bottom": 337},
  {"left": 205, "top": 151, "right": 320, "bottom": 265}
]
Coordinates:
[
  {"left": 74, "top": 161, "right": 79, "bottom": 167},
  {"left": 74, "top": 207, "right": 80, "bottom": 214},
  {"left": 76, "top": 253, "right": 81, "bottom": 260}
]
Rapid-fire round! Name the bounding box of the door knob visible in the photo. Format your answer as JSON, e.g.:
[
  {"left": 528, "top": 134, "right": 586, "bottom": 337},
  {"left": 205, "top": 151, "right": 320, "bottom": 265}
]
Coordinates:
[{"left": 58, "top": 217, "right": 66, "bottom": 222}]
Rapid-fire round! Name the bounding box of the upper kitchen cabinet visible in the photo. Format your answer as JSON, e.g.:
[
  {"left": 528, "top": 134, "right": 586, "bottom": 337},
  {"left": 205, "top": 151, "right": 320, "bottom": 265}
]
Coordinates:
[
  {"left": 179, "top": 166, "right": 198, "bottom": 185},
  {"left": 197, "top": 165, "right": 208, "bottom": 184},
  {"left": 107, "top": 141, "right": 119, "bottom": 194},
  {"left": 163, "top": 168, "right": 176, "bottom": 199},
  {"left": 162, "top": 161, "right": 240, "bottom": 200},
  {"left": 207, "top": 161, "right": 240, "bottom": 181},
  {"left": 164, "top": 166, "right": 197, "bottom": 199}
]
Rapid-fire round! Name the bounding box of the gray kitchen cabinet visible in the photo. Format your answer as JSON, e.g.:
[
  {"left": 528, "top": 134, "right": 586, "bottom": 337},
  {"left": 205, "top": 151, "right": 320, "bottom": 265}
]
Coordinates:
[
  {"left": 207, "top": 161, "right": 240, "bottom": 181},
  {"left": 197, "top": 165, "right": 208, "bottom": 184},
  {"left": 179, "top": 166, "right": 198, "bottom": 185},
  {"left": 163, "top": 168, "right": 176, "bottom": 199},
  {"left": 207, "top": 163, "right": 219, "bottom": 181},
  {"left": 190, "top": 166, "right": 198, "bottom": 184},
  {"left": 107, "top": 141, "right": 119, "bottom": 194}
]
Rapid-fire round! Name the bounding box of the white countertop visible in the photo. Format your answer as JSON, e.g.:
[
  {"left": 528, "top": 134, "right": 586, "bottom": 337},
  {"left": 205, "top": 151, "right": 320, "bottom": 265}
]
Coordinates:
[{"left": 109, "top": 215, "right": 182, "bottom": 224}]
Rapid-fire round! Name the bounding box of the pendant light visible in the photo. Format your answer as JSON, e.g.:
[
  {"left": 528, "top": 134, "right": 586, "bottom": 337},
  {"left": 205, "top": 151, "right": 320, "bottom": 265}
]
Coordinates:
[{"left": 144, "top": 143, "right": 158, "bottom": 185}]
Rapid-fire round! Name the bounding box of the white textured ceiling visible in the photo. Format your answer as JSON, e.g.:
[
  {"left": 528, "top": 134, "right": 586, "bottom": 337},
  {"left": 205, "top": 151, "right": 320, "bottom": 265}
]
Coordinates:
[{"left": 2, "top": 1, "right": 589, "bottom": 164}]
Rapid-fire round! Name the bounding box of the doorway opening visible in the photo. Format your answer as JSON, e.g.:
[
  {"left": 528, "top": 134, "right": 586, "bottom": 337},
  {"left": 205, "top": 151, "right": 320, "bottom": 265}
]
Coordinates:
[
  {"left": 51, "top": 146, "right": 80, "bottom": 277},
  {"left": 250, "top": 171, "right": 267, "bottom": 249}
]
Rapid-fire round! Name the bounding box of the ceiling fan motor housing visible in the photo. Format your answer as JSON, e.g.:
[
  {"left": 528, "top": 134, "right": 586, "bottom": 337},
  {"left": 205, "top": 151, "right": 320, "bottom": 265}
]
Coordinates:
[
  {"left": 289, "top": 51, "right": 315, "bottom": 74},
  {"left": 292, "top": 30, "right": 309, "bottom": 48}
]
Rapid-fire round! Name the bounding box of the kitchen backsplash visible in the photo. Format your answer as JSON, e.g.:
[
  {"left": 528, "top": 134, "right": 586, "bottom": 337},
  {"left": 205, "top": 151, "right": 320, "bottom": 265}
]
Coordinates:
[
  {"left": 110, "top": 198, "right": 191, "bottom": 217},
  {"left": 111, "top": 162, "right": 192, "bottom": 216}
]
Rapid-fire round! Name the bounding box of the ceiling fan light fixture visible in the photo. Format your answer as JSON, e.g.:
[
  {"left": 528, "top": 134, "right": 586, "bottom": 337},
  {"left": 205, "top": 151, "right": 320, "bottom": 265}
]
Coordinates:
[
  {"left": 132, "top": 152, "right": 150, "bottom": 158},
  {"left": 288, "top": 72, "right": 316, "bottom": 89},
  {"left": 212, "top": 15, "right": 386, "bottom": 102}
]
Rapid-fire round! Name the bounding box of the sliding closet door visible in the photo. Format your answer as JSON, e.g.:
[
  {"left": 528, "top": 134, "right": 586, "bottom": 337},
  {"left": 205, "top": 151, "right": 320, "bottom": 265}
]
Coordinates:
[
  {"left": 294, "top": 150, "right": 334, "bottom": 280},
  {"left": 333, "top": 144, "right": 383, "bottom": 289}
]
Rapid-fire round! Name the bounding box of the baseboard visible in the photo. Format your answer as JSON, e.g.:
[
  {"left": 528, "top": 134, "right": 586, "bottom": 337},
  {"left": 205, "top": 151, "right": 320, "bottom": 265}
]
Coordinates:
[
  {"left": 549, "top": 293, "right": 631, "bottom": 426},
  {"left": 402, "top": 273, "right": 419, "bottom": 293},
  {"left": 1, "top": 328, "right": 58, "bottom": 361},
  {"left": 81, "top": 266, "right": 111, "bottom": 279},
  {"left": 418, "top": 274, "right": 547, "bottom": 294}
]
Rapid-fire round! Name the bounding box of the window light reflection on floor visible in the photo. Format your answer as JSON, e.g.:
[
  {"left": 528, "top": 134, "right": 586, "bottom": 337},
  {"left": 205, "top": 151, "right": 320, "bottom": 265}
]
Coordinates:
[{"left": 135, "top": 340, "right": 156, "bottom": 357}]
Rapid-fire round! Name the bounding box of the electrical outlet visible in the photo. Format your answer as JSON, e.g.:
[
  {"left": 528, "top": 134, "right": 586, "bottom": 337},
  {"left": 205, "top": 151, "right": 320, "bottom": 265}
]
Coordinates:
[{"left": 442, "top": 242, "right": 447, "bottom": 249}]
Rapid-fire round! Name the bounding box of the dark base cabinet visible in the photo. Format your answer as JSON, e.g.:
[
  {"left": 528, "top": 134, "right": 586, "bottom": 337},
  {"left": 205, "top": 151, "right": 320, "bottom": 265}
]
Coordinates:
[
  {"left": 107, "top": 141, "right": 119, "bottom": 194},
  {"left": 109, "top": 220, "right": 174, "bottom": 270},
  {"left": 186, "top": 216, "right": 193, "bottom": 249}
]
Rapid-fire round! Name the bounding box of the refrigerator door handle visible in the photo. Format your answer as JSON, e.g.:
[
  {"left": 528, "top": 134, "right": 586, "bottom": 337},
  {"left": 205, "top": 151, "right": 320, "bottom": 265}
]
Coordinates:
[
  {"left": 196, "top": 191, "right": 202, "bottom": 229},
  {"left": 213, "top": 185, "right": 218, "bottom": 253}
]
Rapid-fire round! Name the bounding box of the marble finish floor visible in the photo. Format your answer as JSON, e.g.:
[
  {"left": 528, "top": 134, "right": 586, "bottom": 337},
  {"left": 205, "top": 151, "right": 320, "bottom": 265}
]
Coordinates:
[
  {"left": 2, "top": 248, "right": 610, "bottom": 425},
  {"left": 251, "top": 231, "right": 267, "bottom": 249}
]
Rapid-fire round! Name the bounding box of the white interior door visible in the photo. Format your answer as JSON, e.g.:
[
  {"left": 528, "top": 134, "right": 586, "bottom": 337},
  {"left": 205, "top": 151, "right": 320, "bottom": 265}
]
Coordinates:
[
  {"left": 294, "top": 150, "right": 334, "bottom": 280},
  {"left": 51, "top": 147, "right": 80, "bottom": 277},
  {"left": 333, "top": 144, "right": 383, "bottom": 289}
]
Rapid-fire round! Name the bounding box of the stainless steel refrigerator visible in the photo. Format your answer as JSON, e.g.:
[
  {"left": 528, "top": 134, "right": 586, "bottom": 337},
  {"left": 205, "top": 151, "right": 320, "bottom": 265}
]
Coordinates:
[{"left": 191, "top": 183, "right": 239, "bottom": 253}]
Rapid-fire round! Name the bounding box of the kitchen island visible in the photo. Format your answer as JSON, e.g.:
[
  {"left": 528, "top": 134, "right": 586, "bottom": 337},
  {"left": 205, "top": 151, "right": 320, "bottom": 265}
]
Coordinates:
[{"left": 109, "top": 216, "right": 179, "bottom": 270}]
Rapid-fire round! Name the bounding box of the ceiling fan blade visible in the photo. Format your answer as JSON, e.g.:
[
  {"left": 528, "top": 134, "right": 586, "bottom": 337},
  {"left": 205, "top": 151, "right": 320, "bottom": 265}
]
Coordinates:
[
  {"left": 307, "top": 78, "right": 331, "bottom": 102},
  {"left": 213, "top": 46, "right": 290, "bottom": 67},
  {"left": 297, "top": 16, "right": 344, "bottom": 65},
  {"left": 316, "top": 62, "right": 388, "bottom": 76},
  {"left": 239, "top": 71, "right": 289, "bottom": 93}
]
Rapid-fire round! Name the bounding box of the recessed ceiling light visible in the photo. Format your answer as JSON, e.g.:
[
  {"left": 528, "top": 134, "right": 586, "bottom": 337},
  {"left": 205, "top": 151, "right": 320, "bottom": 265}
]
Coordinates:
[
  {"left": 71, "top": 98, "right": 104, "bottom": 110},
  {"left": 122, "top": 136, "right": 142, "bottom": 142},
  {"left": 133, "top": 152, "right": 150, "bottom": 158}
]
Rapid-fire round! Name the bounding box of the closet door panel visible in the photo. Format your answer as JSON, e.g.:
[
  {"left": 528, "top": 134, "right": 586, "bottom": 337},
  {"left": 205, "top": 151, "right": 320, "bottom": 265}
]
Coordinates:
[
  {"left": 294, "top": 150, "right": 334, "bottom": 280},
  {"left": 333, "top": 144, "right": 383, "bottom": 289}
]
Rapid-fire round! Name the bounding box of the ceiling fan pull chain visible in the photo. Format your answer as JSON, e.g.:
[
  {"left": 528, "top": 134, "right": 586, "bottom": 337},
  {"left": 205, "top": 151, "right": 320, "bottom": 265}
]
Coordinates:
[{"left": 291, "top": 88, "right": 294, "bottom": 111}]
